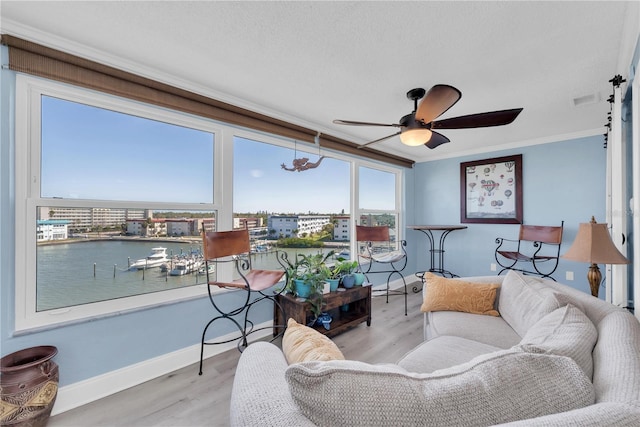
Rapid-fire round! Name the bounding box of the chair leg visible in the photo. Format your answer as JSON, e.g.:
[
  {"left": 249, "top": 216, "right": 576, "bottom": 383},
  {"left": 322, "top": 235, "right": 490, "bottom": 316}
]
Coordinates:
[
  {"left": 386, "top": 279, "right": 390, "bottom": 304},
  {"left": 402, "top": 277, "right": 407, "bottom": 316},
  {"left": 270, "top": 296, "right": 287, "bottom": 341},
  {"left": 199, "top": 315, "right": 246, "bottom": 375},
  {"left": 388, "top": 272, "right": 408, "bottom": 316},
  {"left": 236, "top": 294, "right": 288, "bottom": 352},
  {"left": 379, "top": 270, "right": 408, "bottom": 315}
]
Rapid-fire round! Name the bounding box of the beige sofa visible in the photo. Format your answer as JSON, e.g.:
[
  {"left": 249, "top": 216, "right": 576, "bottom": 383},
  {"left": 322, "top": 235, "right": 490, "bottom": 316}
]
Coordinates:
[{"left": 230, "top": 270, "right": 640, "bottom": 426}]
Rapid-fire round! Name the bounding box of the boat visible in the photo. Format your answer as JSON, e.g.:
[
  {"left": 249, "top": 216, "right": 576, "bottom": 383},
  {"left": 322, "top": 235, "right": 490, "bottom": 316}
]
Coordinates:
[
  {"left": 169, "top": 257, "right": 202, "bottom": 276},
  {"left": 197, "top": 264, "right": 215, "bottom": 275},
  {"left": 169, "top": 261, "right": 191, "bottom": 276},
  {"left": 250, "top": 241, "right": 271, "bottom": 253},
  {"left": 336, "top": 249, "right": 350, "bottom": 259},
  {"left": 169, "top": 254, "right": 203, "bottom": 276},
  {"left": 129, "top": 247, "right": 169, "bottom": 270}
]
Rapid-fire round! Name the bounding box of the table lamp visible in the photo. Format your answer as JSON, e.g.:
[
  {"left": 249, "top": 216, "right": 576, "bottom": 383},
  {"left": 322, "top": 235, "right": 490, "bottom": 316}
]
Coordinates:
[{"left": 562, "top": 216, "right": 629, "bottom": 297}]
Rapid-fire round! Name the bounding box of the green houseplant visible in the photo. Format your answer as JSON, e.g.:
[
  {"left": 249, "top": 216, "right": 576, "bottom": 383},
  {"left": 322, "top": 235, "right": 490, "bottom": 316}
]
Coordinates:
[
  {"left": 333, "top": 258, "right": 358, "bottom": 288},
  {"left": 325, "top": 263, "right": 341, "bottom": 292},
  {"left": 283, "top": 251, "right": 335, "bottom": 322}
]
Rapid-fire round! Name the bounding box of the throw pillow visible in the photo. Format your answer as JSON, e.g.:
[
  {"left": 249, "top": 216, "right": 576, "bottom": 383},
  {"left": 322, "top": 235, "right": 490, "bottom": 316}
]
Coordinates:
[
  {"left": 286, "top": 349, "right": 594, "bottom": 427},
  {"left": 282, "top": 318, "right": 345, "bottom": 364},
  {"left": 519, "top": 303, "right": 597, "bottom": 378},
  {"left": 420, "top": 272, "right": 500, "bottom": 316},
  {"left": 499, "top": 270, "right": 569, "bottom": 336}
]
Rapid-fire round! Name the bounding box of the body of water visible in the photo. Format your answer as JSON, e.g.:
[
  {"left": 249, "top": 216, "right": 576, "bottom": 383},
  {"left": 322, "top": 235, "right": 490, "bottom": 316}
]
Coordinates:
[{"left": 36, "top": 239, "right": 335, "bottom": 311}]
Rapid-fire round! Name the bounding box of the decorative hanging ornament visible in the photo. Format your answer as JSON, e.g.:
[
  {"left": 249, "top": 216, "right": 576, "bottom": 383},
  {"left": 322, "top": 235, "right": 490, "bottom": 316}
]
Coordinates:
[
  {"left": 281, "top": 156, "right": 325, "bottom": 172},
  {"left": 281, "top": 140, "right": 325, "bottom": 172}
]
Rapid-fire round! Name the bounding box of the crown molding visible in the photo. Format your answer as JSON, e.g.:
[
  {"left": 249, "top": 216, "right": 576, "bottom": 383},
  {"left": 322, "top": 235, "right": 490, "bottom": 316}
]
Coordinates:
[{"left": 415, "top": 128, "right": 605, "bottom": 163}]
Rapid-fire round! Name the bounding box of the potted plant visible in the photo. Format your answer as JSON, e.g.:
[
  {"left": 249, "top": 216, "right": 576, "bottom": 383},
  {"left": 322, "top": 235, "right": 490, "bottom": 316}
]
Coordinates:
[
  {"left": 325, "top": 260, "right": 344, "bottom": 292},
  {"left": 283, "top": 251, "right": 334, "bottom": 322},
  {"left": 353, "top": 269, "right": 367, "bottom": 286},
  {"left": 333, "top": 258, "right": 358, "bottom": 288}
]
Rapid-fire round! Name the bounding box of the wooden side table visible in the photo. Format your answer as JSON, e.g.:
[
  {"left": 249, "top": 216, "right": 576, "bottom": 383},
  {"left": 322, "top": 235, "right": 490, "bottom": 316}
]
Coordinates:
[{"left": 274, "top": 285, "right": 371, "bottom": 338}]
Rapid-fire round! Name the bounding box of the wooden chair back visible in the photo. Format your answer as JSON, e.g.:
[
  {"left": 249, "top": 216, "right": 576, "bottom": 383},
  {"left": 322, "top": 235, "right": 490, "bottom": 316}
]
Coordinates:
[
  {"left": 356, "top": 225, "right": 390, "bottom": 242},
  {"left": 202, "top": 228, "right": 251, "bottom": 260}
]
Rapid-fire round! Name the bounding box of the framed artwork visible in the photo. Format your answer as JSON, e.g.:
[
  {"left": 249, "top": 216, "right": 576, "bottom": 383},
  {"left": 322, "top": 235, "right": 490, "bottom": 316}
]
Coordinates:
[{"left": 460, "top": 154, "right": 523, "bottom": 224}]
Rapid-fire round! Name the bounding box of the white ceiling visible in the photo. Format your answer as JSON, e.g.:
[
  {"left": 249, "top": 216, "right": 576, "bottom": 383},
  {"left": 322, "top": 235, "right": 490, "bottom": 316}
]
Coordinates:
[{"left": 1, "top": 1, "right": 638, "bottom": 163}]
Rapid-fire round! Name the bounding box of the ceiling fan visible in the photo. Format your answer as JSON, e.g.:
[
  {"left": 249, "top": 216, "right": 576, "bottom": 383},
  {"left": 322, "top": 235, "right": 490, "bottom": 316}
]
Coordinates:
[{"left": 333, "top": 85, "right": 523, "bottom": 149}]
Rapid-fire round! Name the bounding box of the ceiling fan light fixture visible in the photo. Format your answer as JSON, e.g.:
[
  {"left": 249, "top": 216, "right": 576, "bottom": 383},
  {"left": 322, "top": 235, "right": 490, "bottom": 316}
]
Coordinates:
[{"left": 400, "top": 128, "right": 432, "bottom": 146}]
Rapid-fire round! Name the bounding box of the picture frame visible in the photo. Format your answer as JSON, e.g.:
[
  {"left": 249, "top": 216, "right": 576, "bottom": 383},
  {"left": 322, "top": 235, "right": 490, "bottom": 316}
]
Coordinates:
[{"left": 460, "top": 154, "right": 523, "bottom": 224}]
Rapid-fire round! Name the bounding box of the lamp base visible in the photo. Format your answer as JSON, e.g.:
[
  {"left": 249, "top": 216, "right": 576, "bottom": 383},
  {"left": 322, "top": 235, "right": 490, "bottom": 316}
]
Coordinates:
[{"left": 587, "top": 263, "right": 601, "bottom": 298}]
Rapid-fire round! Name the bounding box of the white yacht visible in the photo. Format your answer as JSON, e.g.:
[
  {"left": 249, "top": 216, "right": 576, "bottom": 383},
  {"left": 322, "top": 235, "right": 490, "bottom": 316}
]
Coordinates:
[{"left": 129, "top": 247, "right": 169, "bottom": 270}]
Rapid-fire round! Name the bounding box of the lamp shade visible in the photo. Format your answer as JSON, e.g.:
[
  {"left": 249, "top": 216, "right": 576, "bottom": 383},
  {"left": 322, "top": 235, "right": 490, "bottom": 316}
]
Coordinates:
[
  {"left": 562, "top": 217, "right": 629, "bottom": 265},
  {"left": 400, "top": 128, "right": 432, "bottom": 146}
]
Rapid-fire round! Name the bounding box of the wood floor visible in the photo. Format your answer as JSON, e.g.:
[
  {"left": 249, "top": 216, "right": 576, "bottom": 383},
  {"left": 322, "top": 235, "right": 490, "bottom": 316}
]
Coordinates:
[{"left": 48, "top": 284, "right": 424, "bottom": 427}]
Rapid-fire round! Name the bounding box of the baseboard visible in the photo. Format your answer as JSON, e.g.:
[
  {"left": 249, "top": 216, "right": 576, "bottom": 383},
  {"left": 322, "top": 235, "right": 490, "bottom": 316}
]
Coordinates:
[{"left": 51, "top": 321, "right": 273, "bottom": 416}]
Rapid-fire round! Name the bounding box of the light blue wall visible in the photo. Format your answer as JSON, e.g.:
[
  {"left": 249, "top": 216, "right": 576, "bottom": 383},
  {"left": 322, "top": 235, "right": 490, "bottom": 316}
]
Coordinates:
[{"left": 408, "top": 136, "right": 606, "bottom": 296}]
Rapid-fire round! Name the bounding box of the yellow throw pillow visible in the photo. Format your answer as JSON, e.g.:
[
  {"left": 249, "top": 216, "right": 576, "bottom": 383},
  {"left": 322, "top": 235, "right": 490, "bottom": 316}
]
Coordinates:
[
  {"left": 421, "top": 273, "right": 500, "bottom": 317},
  {"left": 282, "top": 318, "right": 346, "bottom": 364}
]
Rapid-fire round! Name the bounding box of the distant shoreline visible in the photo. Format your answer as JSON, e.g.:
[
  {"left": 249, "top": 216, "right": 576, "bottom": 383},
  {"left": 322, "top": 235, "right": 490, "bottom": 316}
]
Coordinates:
[
  {"left": 38, "top": 236, "right": 349, "bottom": 247},
  {"left": 37, "top": 236, "right": 202, "bottom": 246}
]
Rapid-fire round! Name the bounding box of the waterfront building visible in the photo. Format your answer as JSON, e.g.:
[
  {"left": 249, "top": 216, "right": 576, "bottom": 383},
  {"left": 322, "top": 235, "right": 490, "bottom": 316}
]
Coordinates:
[
  {"left": 333, "top": 215, "right": 351, "bottom": 241},
  {"left": 268, "top": 214, "right": 330, "bottom": 238},
  {"left": 165, "top": 218, "right": 200, "bottom": 236},
  {"left": 38, "top": 207, "right": 146, "bottom": 231},
  {"left": 234, "top": 217, "right": 263, "bottom": 229},
  {"left": 201, "top": 218, "right": 216, "bottom": 233},
  {"left": 36, "top": 219, "right": 71, "bottom": 241},
  {"left": 126, "top": 219, "right": 167, "bottom": 237}
]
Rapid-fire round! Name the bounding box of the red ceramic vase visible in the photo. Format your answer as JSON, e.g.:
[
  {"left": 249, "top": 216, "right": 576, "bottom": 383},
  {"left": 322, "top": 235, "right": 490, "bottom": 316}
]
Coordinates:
[{"left": 1, "top": 346, "right": 59, "bottom": 427}]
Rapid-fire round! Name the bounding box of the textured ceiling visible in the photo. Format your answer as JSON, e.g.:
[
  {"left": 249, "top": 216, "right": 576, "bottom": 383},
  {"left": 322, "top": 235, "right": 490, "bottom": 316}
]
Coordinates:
[{"left": 1, "top": 1, "right": 638, "bottom": 163}]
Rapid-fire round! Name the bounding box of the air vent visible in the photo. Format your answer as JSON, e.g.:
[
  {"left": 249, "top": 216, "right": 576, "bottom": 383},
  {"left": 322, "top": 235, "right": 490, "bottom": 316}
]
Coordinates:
[{"left": 572, "top": 93, "right": 601, "bottom": 107}]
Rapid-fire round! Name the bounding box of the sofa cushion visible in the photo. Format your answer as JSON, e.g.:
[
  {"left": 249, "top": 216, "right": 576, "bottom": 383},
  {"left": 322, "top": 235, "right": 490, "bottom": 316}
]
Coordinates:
[
  {"left": 286, "top": 349, "right": 594, "bottom": 427},
  {"left": 282, "top": 318, "right": 345, "bottom": 364},
  {"left": 230, "top": 342, "right": 317, "bottom": 427},
  {"left": 499, "top": 270, "right": 569, "bottom": 336},
  {"left": 592, "top": 310, "right": 640, "bottom": 404},
  {"left": 519, "top": 303, "right": 597, "bottom": 379},
  {"left": 397, "top": 335, "right": 502, "bottom": 373},
  {"left": 496, "top": 402, "right": 640, "bottom": 426},
  {"left": 421, "top": 273, "right": 500, "bottom": 316},
  {"left": 426, "top": 311, "right": 521, "bottom": 348}
]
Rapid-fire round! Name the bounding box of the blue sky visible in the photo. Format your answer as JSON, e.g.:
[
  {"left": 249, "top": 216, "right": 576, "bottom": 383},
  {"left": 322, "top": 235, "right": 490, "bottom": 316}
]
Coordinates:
[
  {"left": 233, "top": 137, "right": 351, "bottom": 213},
  {"left": 41, "top": 96, "right": 395, "bottom": 214},
  {"left": 41, "top": 96, "right": 214, "bottom": 204}
]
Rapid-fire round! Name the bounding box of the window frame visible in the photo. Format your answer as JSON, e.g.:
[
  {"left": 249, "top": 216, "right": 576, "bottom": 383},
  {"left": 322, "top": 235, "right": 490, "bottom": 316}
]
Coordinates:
[
  {"left": 14, "top": 75, "right": 225, "bottom": 331},
  {"left": 355, "top": 164, "right": 404, "bottom": 250},
  {"left": 14, "top": 74, "right": 405, "bottom": 332}
]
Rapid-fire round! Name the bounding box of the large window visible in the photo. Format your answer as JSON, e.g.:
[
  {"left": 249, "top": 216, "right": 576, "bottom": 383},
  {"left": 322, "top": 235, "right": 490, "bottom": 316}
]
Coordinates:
[
  {"left": 15, "top": 76, "right": 220, "bottom": 330},
  {"left": 232, "top": 136, "right": 402, "bottom": 270},
  {"left": 15, "top": 75, "right": 404, "bottom": 331},
  {"left": 358, "top": 166, "right": 401, "bottom": 252},
  {"left": 233, "top": 136, "right": 351, "bottom": 270}
]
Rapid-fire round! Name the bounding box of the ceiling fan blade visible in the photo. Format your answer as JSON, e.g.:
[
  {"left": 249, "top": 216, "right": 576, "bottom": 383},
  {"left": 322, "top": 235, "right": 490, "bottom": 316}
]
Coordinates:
[
  {"left": 432, "top": 108, "right": 523, "bottom": 129},
  {"left": 357, "top": 131, "right": 402, "bottom": 149},
  {"left": 333, "top": 119, "right": 399, "bottom": 127},
  {"left": 425, "top": 131, "right": 450, "bottom": 149},
  {"left": 415, "top": 85, "right": 462, "bottom": 124}
]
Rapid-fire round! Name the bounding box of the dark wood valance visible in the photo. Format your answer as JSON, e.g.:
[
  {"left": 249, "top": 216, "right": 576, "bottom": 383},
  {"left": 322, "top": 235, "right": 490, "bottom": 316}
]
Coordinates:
[{"left": 1, "top": 34, "right": 414, "bottom": 168}]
